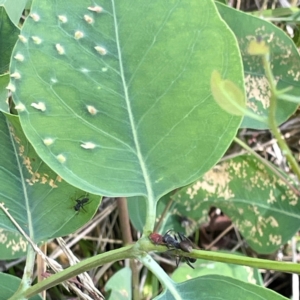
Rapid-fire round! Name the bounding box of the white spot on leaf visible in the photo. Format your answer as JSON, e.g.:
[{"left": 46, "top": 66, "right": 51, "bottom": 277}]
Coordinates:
[
  {"left": 94, "top": 46, "right": 107, "bottom": 55},
  {"left": 58, "top": 15, "right": 68, "bottom": 23},
  {"left": 81, "top": 142, "right": 96, "bottom": 149},
  {"left": 87, "top": 105, "right": 98, "bottom": 115},
  {"left": 32, "top": 36, "right": 42, "bottom": 44},
  {"left": 31, "top": 102, "right": 46, "bottom": 111},
  {"left": 30, "top": 13, "right": 40, "bottom": 22},
  {"left": 15, "top": 103, "right": 26, "bottom": 112},
  {"left": 43, "top": 138, "right": 54, "bottom": 146},
  {"left": 56, "top": 154, "right": 66, "bottom": 163},
  {"left": 74, "top": 31, "right": 84, "bottom": 39},
  {"left": 88, "top": 6, "right": 103, "bottom": 13},
  {"left": 55, "top": 44, "right": 65, "bottom": 55},
  {"left": 84, "top": 15, "right": 94, "bottom": 24},
  {"left": 10, "top": 72, "right": 21, "bottom": 79},
  {"left": 18, "top": 35, "right": 27, "bottom": 43},
  {"left": 6, "top": 83, "right": 16, "bottom": 92},
  {"left": 14, "top": 54, "right": 24, "bottom": 61}
]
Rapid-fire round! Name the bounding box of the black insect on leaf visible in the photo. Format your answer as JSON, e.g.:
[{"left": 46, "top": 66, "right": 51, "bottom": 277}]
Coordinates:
[{"left": 74, "top": 197, "right": 90, "bottom": 212}]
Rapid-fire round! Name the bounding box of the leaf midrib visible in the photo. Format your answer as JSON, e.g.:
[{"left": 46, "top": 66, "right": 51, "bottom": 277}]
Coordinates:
[{"left": 112, "top": 1, "right": 154, "bottom": 202}]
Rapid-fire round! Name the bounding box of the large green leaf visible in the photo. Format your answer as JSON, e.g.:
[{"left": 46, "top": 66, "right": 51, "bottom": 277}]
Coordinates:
[
  {"left": 0, "top": 112, "right": 101, "bottom": 247},
  {"left": 173, "top": 155, "right": 300, "bottom": 254},
  {"left": 10, "top": 0, "right": 243, "bottom": 202},
  {"left": 155, "top": 275, "right": 287, "bottom": 300},
  {"left": 216, "top": 3, "right": 300, "bottom": 129}
]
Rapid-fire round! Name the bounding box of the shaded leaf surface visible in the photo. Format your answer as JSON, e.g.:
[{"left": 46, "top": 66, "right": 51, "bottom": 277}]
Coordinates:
[
  {"left": 0, "top": 6, "right": 19, "bottom": 74},
  {"left": 11, "top": 0, "right": 243, "bottom": 201},
  {"left": 173, "top": 155, "right": 300, "bottom": 254},
  {"left": 217, "top": 3, "right": 300, "bottom": 129},
  {"left": 0, "top": 73, "right": 9, "bottom": 112}
]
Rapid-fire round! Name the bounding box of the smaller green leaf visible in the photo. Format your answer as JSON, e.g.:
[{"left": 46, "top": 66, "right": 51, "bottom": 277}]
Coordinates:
[
  {"left": 105, "top": 267, "right": 132, "bottom": 300},
  {"left": 210, "top": 70, "right": 246, "bottom": 116},
  {"left": 211, "top": 70, "right": 266, "bottom": 123},
  {"left": 0, "top": 273, "right": 42, "bottom": 300},
  {"left": 155, "top": 275, "right": 288, "bottom": 300}
]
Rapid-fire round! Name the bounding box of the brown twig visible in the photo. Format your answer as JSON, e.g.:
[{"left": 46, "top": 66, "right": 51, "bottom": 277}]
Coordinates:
[{"left": 116, "top": 197, "right": 139, "bottom": 300}]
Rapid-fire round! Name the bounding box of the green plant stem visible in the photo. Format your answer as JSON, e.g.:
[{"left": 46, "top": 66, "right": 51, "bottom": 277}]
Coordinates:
[
  {"left": 261, "top": 52, "right": 300, "bottom": 182},
  {"left": 187, "top": 249, "right": 300, "bottom": 274},
  {"left": 10, "top": 245, "right": 135, "bottom": 300},
  {"left": 234, "top": 137, "right": 300, "bottom": 196},
  {"left": 277, "top": 93, "right": 300, "bottom": 103},
  {"left": 19, "top": 246, "right": 36, "bottom": 291},
  {"left": 140, "top": 238, "right": 300, "bottom": 274},
  {"left": 14, "top": 237, "right": 300, "bottom": 299},
  {"left": 130, "top": 260, "right": 140, "bottom": 300}
]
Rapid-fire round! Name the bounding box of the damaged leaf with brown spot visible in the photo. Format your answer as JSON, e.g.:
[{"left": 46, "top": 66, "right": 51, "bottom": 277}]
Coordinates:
[
  {"left": 217, "top": 3, "right": 300, "bottom": 129},
  {"left": 172, "top": 155, "right": 300, "bottom": 254}
]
